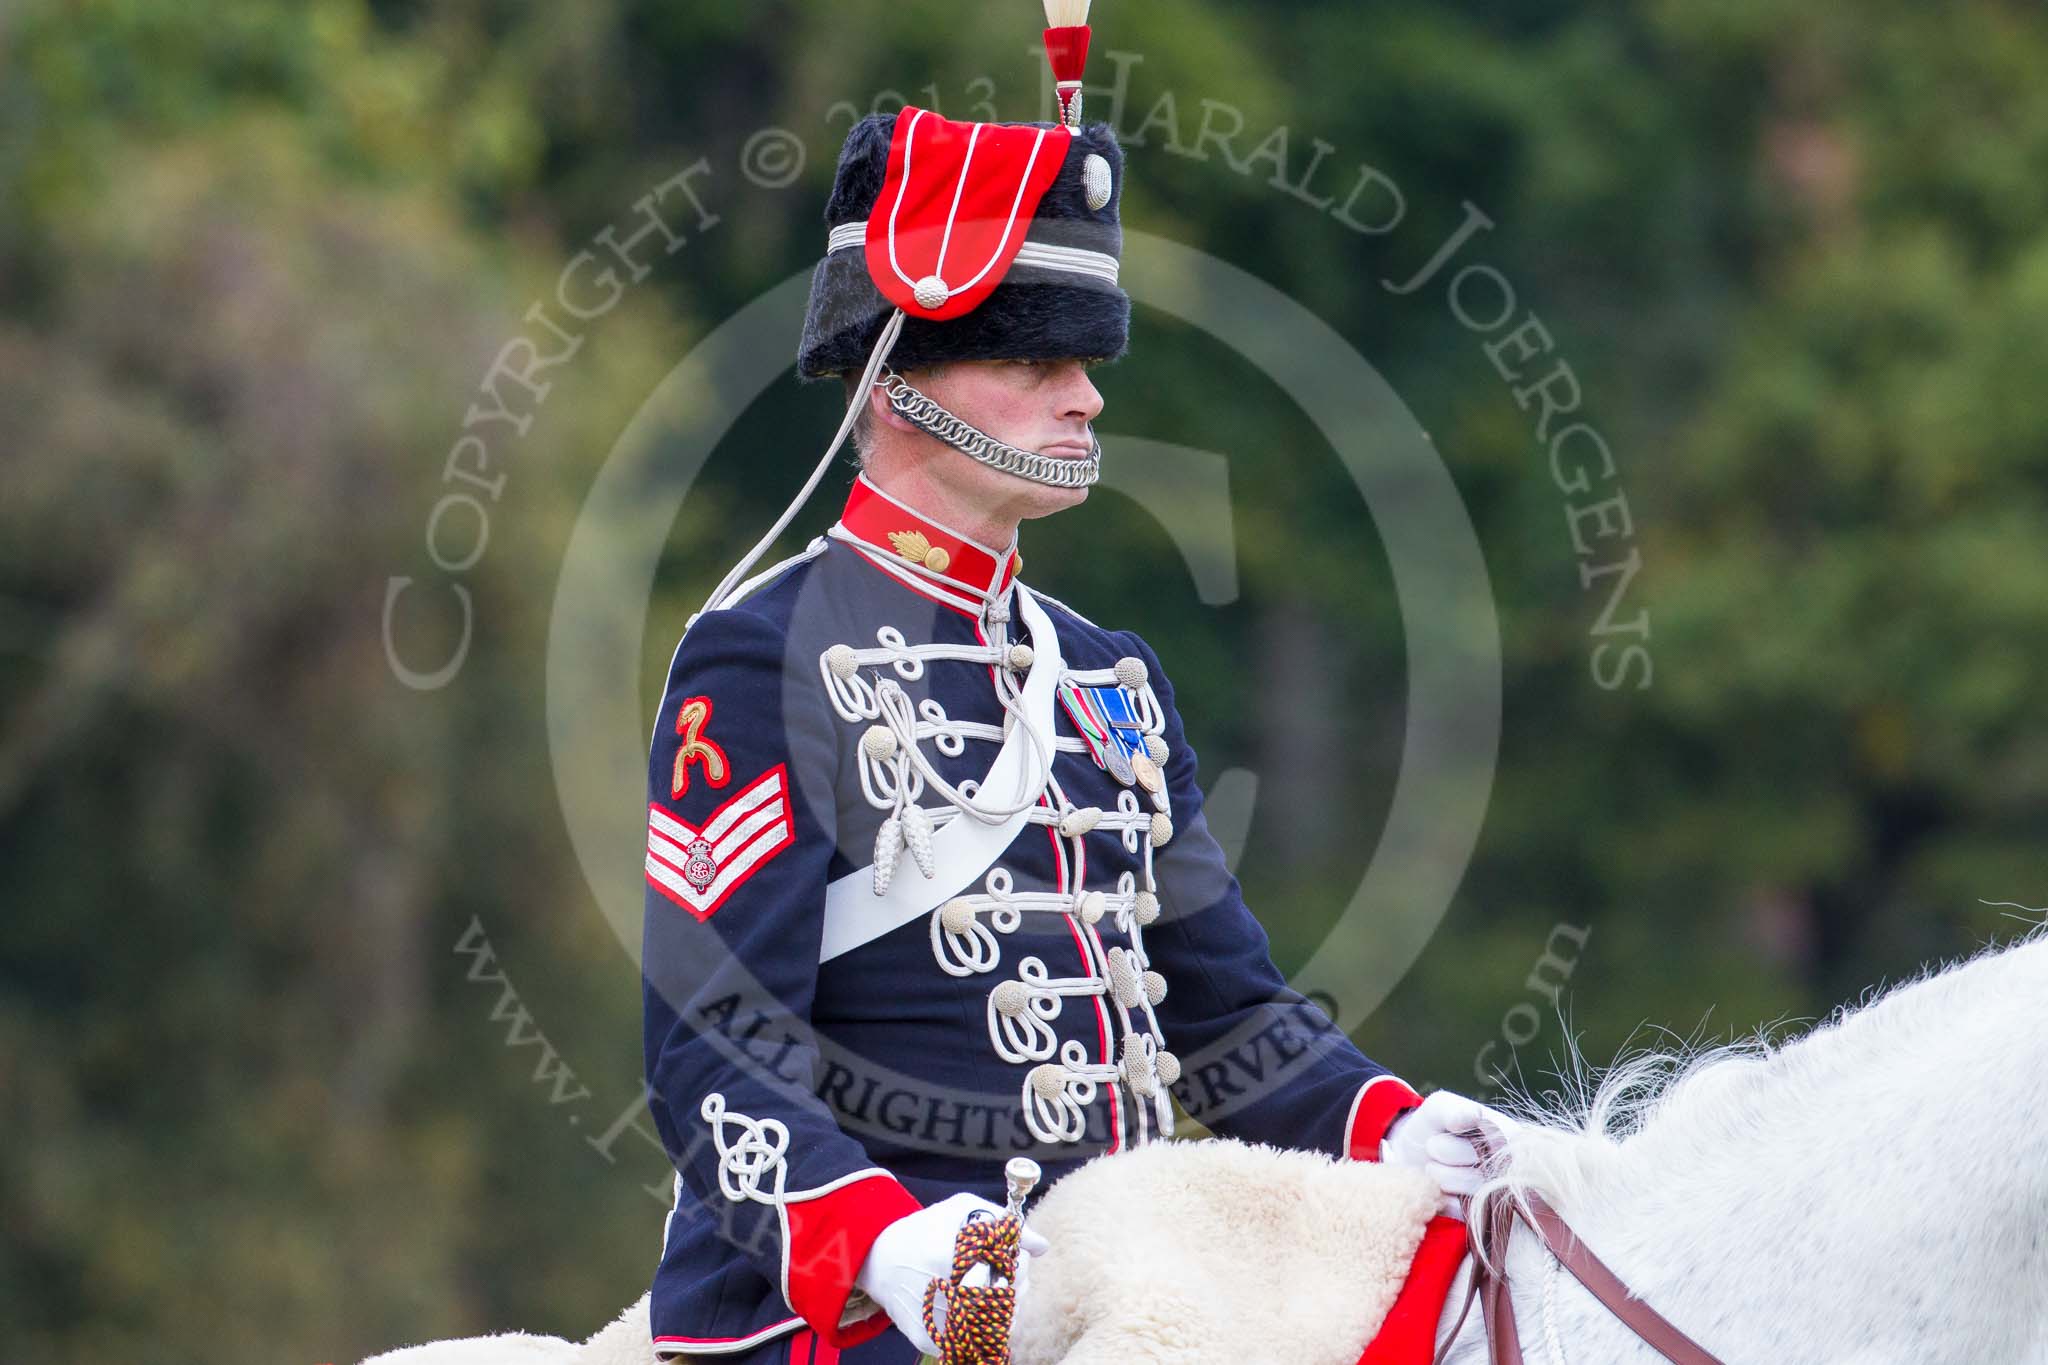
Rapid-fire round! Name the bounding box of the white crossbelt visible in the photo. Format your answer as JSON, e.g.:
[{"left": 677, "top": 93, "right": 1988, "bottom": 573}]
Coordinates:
[{"left": 818, "top": 585, "right": 1064, "bottom": 961}]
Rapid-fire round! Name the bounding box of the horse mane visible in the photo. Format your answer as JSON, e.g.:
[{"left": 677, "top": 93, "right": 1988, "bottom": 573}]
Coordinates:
[{"left": 1467, "top": 914, "right": 2048, "bottom": 1263}]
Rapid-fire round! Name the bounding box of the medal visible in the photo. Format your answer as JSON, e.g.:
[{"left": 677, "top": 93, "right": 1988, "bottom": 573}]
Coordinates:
[
  {"left": 1059, "top": 678, "right": 1150, "bottom": 784},
  {"left": 1104, "top": 742, "right": 1137, "bottom": 786}
]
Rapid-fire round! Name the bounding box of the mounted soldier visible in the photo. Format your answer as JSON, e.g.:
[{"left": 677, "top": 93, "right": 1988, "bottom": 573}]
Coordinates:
[{"left": 639, "top": 5, "right": 1512, "bottom": 1360}]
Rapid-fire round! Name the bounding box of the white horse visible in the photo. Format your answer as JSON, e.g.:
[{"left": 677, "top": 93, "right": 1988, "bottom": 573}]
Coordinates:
[
  {"left": 1432, "top": 921, "right": 2048, "bottom": 1365},
  {"left": 366, "top": 924, "right": 2048, "bottom": 1364}
]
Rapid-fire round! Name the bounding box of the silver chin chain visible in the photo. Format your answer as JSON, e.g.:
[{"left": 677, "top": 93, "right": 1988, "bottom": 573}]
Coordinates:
[{"left": 879, "top": 372, "right": 1102, "bottom": 489}]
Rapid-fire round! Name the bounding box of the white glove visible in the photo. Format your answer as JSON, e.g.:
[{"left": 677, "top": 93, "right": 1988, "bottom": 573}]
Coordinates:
[
  {"left": 1379, "top": 1089, "right": 1518, "bottom": 1220},
  {"left": 853, "top": 1191, "right": 1050, "bottom": 1356}
]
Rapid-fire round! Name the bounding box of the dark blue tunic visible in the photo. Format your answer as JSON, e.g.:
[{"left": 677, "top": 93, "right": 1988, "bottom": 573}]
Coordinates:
[{"left": 642, "top": 478, "right": 1421, "bottom": 1361}]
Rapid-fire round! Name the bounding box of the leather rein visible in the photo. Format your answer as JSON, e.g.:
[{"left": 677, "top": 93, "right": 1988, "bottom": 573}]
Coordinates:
[{"left": 1432, "top": 1140, "right": 1729, "bottom": 1365}]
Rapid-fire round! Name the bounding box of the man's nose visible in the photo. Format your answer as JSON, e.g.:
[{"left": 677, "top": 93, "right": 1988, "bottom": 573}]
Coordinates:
[{"left": 1059, "top": 362, "right": 1104, "bottom": 424}]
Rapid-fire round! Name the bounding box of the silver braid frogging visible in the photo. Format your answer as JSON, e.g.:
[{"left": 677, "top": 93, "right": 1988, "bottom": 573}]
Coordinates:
[{"left": 880, "top": 372, "right": 1102, "bottom": 490}]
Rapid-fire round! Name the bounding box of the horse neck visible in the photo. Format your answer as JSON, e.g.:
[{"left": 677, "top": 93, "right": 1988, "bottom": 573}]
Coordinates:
[{"left": 1447, "top": 932, "right": 2048, "bottom": 1365}]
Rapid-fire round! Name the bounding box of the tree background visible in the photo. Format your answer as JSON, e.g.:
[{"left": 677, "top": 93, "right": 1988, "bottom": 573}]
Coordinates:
[{"left": 3, "top": 2, "right": 2043, "bottom": 1360}]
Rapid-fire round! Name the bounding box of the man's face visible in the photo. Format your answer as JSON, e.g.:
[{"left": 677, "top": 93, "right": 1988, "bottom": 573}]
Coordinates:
[{"left": 872, "top": 357, "right": 1105, "bottom": 532}]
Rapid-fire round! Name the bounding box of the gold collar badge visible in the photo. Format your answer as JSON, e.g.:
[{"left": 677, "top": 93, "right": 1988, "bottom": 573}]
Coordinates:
[{"left": 887, "top": 529, "right": 952, "bottom": 574}]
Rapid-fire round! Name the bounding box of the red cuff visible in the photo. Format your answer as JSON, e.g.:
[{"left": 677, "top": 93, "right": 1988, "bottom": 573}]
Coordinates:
[
  {"left": 1345, "top": 1074, "right": 1423, "bottom": 1162},
  {"left": 781, "top": 1173, "right": 924, "bottom": 1346}
]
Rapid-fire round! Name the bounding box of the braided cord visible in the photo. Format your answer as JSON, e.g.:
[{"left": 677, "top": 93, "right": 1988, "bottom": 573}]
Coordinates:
[
  {"left": 882, "top": 374, "right": 1102, "bottom": 489},
  {"left": 923, "top": 1215, "right": 1023, "bottom": 1365}
]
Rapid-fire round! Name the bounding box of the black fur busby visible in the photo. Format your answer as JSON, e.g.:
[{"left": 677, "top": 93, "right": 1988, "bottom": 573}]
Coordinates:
[{"left": 797, "top": 113, "right": 1129, "bottom": 379}]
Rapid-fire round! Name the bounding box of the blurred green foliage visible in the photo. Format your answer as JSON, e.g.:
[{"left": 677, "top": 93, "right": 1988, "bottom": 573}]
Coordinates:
[{"left": 2, "top": 1, "right": 2044, "bottom": 1360}]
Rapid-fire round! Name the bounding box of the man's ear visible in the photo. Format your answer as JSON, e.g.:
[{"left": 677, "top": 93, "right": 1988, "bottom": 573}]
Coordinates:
[
  {"left": 869, "top": 377, "right": 917, "bottom": 435},
  {"left": 873, "top": 364, "right": 949, "bottom": 434}
]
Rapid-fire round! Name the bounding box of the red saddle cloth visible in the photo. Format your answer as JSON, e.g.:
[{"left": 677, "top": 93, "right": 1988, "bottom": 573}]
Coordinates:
[{"left": 1353, "top": 1215, "right": 1471, "bottom": 1365}]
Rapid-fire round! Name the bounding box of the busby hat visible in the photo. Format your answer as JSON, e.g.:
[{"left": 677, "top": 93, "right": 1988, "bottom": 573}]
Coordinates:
[
  {"left": 796, "top": 1, "right": 1128, "bottom": 377},
  {"left": 797, "top": 112, "right": 1127, "bottom": 378},
  {"left": 698, "top": 1, "right": 1123, "bottom": 620}
]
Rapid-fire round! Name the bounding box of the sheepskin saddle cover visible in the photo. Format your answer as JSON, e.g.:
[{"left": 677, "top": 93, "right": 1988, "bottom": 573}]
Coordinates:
[{"left": 1007, "top": 1138, "right": 1443, "bottom": 1365}]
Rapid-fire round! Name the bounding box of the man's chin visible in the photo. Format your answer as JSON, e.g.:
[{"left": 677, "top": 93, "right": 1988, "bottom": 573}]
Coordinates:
[{"left": 1022, "top": 484, "right": 1088, "bottom": 520}]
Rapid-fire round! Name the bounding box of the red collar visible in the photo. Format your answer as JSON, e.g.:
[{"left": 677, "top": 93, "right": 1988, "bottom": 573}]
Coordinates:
[{"left": 836, "top": 476, "right": 1023, "bottom": 601}]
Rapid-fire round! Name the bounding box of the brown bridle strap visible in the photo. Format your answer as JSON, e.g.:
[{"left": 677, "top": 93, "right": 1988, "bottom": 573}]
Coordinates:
[
  {"left": 1432, "top": 1140, "right": 1728, "bottom": 1365},
  {"left": 1517, "top": 1192, "right": 1726, "bottom": 1363}
]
